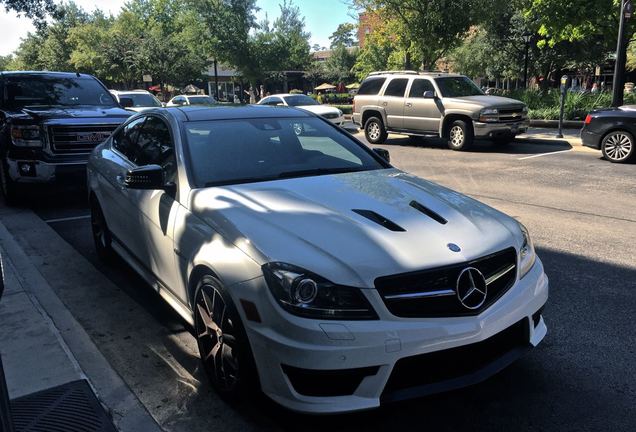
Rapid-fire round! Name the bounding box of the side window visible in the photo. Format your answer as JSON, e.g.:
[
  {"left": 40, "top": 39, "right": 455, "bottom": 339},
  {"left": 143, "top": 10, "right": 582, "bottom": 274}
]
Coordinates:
[
  {"left": 357, "top": 77, "right": 387, "bottom": 95},
  {"left": 112, "top": 117, "right": 146, "bottom": 161},
  {"left": 384, "top": 78, "right": 409, "bottom": 97},
  {"left": 408, "top": 79, "right": 435, "bottom": 98},
  {"left": 134, "top": 116, "right": 177, "bottom": 182},
  {"left": 173, "top": 96, "right": 185, "bottom": 105}
]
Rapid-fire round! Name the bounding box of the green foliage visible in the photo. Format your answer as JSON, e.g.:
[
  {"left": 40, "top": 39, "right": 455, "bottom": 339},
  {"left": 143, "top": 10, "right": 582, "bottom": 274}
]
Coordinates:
[
  {"left": 324, "top": 45, "right": 358, "bottom": 83},
  {"left": 0, "top": 0, "right": 58, "bottom": 28},
  {"left": 329, "top": 104, "right": 352, "bottom": 114},
  {"left": 0, "top": 55, "right": 13, "bottom": 71},
  {"left": 329, "top": 23, "right": 357, "bottom": 48}
]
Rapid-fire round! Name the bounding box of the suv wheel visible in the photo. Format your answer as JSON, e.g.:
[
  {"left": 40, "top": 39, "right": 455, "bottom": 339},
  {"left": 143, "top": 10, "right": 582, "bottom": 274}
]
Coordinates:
[
  {"left": 194, "top": 275, "right": 259, "bottom": 401},
  {"left": 447, "top": 120, "right": 474, "bottom": 151},
  {"left": 364, "top": 116, "right": 387, "bottom": 144},
  {"left": 601, "top": 130, "right": 635, "bottom": 163},
  {"left": 0, "top": 160, "right": 19, "bottom": 205}
]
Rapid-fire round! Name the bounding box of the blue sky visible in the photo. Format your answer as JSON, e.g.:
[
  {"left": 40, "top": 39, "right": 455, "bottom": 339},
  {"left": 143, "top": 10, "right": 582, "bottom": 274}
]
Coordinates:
[{"left": 0, "top": 0, "right": 358, "bottom": 56}]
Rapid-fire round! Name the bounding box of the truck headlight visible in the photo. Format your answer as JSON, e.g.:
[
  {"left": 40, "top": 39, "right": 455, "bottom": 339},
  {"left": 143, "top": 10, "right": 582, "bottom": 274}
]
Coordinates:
[
  {"left": 519, "top": 223, "right": 536, "bottom": 279},
  {"left": 11, "top": 125, "right": 43, "bottom": 148},
  {"left": 262, "top": 262, "right": 378, "bottom": 320},
  {"left": 479, "top": 108, "right": 499, "bottom": 122}
]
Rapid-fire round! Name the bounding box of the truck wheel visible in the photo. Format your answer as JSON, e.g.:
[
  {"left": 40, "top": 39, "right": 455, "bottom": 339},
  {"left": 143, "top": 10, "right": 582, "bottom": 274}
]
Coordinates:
[
  {"left": 447, "top": 120, "right": 474, "bottom": 151},
  {"left": 0, "top": 161, "right": 19, "bottom": 205},
  {"left": 364, "top": 116, "right": 387, "bottom": 144},
  {"left": 601, "top": 130, "right": 635, "bottom": 163}
]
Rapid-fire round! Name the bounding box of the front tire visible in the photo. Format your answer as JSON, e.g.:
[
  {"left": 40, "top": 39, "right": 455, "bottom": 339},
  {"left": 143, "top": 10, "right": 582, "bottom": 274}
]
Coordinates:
[
  {"left": 364, "top": 116, "right": 387, "bottom": 144},
  {"left": 194, "top": 275, "right": 258, "bottom": 401},
  {"left": 0, "top": 160, "right": 19, "bottom": 205},
  {"left": 90, "top": 198, "right": 114, "bottom": 261},
  {"left": 601, "top": 130, "right": 635, "bottom": 163},
  {"left": 447, "top": 119, "right": 474, "bottom": 151}
]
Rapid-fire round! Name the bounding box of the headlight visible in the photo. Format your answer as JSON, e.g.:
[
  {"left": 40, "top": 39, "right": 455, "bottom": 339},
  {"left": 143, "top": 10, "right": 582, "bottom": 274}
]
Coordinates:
[
  {"left": 519, "top": 223, "right": 536, "bottom": 279},
  {"left": 262, "top": 263, "right": 378, "bottom": 320},
  {"left": 11, "top": 125, "right": 43, "bottom": 148},
  {"left": 479, "top": 108, "right": 499, "bottom": 122}
]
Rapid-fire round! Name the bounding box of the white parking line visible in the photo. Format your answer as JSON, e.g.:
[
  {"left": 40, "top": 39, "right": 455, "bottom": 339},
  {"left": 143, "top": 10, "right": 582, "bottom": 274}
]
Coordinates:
[
  {"left": 518, "top": 149, "right": 573, "bottom": 160},
  {"left": 44, "top": 215, "right": 91, "bottom": 224}
]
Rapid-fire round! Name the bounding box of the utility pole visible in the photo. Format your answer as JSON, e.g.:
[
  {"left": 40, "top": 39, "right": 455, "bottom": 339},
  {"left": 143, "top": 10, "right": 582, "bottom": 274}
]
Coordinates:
[{"left": 612, "top": 0, "right": 633, "bottom": 107}]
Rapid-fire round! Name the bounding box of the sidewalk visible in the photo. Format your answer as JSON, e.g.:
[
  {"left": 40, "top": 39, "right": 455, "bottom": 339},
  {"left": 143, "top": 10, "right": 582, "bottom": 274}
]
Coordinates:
[{"left": 0, "top": 219, "right": 162, "bottom": 432}]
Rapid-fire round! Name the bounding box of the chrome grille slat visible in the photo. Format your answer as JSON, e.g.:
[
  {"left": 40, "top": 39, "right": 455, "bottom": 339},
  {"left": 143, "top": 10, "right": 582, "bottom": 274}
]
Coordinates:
[{"left": 49, "top": 125, "right": 117, "bottom": 154}]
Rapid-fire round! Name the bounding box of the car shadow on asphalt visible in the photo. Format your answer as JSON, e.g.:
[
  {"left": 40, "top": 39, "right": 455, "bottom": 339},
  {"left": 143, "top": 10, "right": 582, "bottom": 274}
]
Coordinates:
[{"left": 380, "top": 135, "right": 574, "bottom": 156}]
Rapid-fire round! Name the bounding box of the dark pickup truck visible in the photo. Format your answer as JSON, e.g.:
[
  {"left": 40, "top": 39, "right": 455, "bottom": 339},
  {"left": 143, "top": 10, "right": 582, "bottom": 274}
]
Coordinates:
[{"left": 0, "top": 71, "right": 132, "bottom": 202}]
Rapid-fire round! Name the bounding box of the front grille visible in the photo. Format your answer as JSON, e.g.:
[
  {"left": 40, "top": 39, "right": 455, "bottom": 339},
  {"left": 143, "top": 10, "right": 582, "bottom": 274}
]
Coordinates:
[
  {"left": 381, "top": 318, "right": 530, "bottom": 402},
  {"left": 321, "top": 113, "right": 339, "bottom": 119},
  {"left": 497, "top": 107, "right": 525, "bottom": 122},
  {"left": 375, "top": 247, "right": 517, "bottom": 318},
  {"left": 49, "top": 125, "right": 117, "bottom": 154}
]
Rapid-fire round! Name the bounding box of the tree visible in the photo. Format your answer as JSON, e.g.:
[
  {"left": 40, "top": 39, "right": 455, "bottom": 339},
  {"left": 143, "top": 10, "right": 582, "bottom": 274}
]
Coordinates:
[
  {"left": 325, "top": 45, "right": 358, "bottom": 82},
  {"left": 0, "top": 55, "right": 13, "bottom": 71},
  {"left": 0, "top": 0, "right": 58, "bottom": 27},
  {"left": 329, "top": 22, "right": 357, "bottom": 48}
]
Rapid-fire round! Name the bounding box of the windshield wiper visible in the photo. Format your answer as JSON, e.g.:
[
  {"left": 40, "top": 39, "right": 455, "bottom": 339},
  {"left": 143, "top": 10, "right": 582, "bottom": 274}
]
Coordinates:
[{"left": 276, "top": 167, "right": 364, "bottom": 179}]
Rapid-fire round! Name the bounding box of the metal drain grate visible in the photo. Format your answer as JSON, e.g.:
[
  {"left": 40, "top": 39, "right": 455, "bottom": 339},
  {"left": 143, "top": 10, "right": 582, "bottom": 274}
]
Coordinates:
[{"left": 11, "top": 380, "right": 116, "bottom": 432}]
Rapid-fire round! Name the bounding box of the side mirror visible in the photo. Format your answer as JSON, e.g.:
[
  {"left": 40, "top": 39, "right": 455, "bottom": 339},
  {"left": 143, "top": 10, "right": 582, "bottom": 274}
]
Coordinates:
[
  {"left": 373, "top": 148, "right": 390, "bottom": 163},
  {"left": 423, "top": 90, "right": 436, "bottom": 99},
  {"left": 125, "top": 165, "right": 165, "bottom": 190},
  {"left": 119, "top": 97, "right": 134, "bottom": 108}
]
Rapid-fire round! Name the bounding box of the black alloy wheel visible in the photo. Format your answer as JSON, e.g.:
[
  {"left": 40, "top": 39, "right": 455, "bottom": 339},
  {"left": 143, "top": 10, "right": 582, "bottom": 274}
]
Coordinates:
[
  {"left": 194, "top": 276, "right": 257, "bottom": 399},
  {"left": 90, "top": 199, "right": 114, "bottom": 261},
  {"left": 0, "top": 160, "right": 19, "bottom": 205}
]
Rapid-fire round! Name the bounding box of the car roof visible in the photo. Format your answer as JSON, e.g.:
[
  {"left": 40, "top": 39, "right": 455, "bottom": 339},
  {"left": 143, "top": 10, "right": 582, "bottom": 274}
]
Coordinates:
[
  {"left": 0, "top": 71, "right": 96, "bottom": 79},
  {"left": 111, "top": 89, "right": 152, "bottom": 94},
  {"left": 265, "top": 94, "right": 306, "bottom": 98},
  {"left": 167, "top": 105, "right": 313, "bottom": 121},
  {"left": 365, "top": 70, "right": 464, "bottom": 79}
]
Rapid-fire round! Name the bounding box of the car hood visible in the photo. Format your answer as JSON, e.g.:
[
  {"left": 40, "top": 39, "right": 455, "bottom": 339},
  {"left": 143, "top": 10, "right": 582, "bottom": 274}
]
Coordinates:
[
  {"left": 295, "top": 105, "right": 341, "bottom": 115},
  {"left": 190, "top": 169, "right": 522, "bottom": 287},
  {"left": 446, "top": 95, "right": 525, "bottom": 109},
  {"left": 14, "top": 106, "right": 131, "bottom": 121}
]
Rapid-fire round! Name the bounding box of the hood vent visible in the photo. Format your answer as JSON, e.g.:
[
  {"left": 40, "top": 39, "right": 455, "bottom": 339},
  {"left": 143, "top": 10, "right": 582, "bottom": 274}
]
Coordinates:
[
  {"left": 352, "top": 209, "right": 405, "bottom": 232},
  {"left": 409, "top": 200, "right": 447, "bottom": 225}
]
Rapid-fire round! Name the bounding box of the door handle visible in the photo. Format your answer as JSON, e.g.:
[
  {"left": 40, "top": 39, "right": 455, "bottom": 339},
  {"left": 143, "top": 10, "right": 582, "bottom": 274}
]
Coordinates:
[
  {"left": 405, "top": 102, "right": 412, "bottom": 107},
  {"left": 115, "top": 175, "right": 127, "bottom": 191},
  {"left": 382, "top": 102, "right": 388, "bottom": 106}
]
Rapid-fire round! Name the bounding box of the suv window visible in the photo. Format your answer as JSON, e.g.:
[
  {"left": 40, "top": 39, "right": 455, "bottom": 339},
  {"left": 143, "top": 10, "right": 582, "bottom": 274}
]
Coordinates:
[
  {"left": 357, "top": 77, "right": 386, "bottom": 95},
  {"left": 383, "top": 78, "right": 408, "bottom": 97},
  {"left": 112, "top": 117, "right": 146, "bottom": 161},
  {"left": 408, "top": 79, "right": 435, "bottom": 98},
  {"left": 134, "top": 116, "right": 176, "bottom": 182}
]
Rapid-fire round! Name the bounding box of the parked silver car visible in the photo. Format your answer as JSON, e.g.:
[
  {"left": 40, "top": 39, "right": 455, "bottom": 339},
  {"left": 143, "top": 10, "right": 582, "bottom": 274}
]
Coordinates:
[{"left": 353, "top": 71, "right": 529, "bottom": 150}]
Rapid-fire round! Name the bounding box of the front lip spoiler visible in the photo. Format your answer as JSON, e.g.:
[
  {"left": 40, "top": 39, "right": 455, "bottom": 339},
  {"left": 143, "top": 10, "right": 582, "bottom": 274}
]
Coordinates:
[{"left": 380, "top": 344, "right": 531, "bottom": 404}]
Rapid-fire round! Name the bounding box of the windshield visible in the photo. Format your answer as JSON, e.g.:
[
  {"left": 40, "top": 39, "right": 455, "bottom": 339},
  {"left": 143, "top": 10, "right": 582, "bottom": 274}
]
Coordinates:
[
  {"left": 3, "top": 75, "right": 117, "bottom": 109},
  {"left": 121, "top": 93, "right": 162, "bottom": 107},
  {"left": 434, "top": 76, "right": 484, "bottom": 97},
  {"left": 283, "top": 95, "right": 319, "bottom": 106},
  {"left": 189, "top": 96, "right": 216, "bottom": 105},
  {"left": 184, "top": 117, "right": 385, "bottom": 187}
]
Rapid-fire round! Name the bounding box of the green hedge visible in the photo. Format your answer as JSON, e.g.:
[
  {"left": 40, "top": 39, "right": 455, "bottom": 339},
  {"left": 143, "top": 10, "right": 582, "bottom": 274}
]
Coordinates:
[
  {"left": 329, "top": 104, "right": 352, "bottom": 114},
  {"left": 309, "top": 92, "right": 353, "bottom": 104}
]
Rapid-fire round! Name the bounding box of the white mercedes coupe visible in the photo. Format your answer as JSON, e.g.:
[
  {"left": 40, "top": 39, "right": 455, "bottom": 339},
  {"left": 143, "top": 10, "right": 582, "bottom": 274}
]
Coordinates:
[{"left": 87, "top": 105, "right": 548, "bottom": 414}]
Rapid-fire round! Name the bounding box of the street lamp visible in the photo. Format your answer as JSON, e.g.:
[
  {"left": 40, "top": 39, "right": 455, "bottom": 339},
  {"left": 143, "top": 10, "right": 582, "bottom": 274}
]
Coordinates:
[{"left": 523, "top": 32, "right": 532, "bottom": 89}]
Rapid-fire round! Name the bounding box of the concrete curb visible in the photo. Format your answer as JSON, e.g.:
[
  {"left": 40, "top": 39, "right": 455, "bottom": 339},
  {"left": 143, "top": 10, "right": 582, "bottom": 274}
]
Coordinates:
[
  {"left": 0, "top": 215, "right": 163, "bottom": 432},
  {"left": 529, "top": 119, "right": 584, "bottom": 128}
]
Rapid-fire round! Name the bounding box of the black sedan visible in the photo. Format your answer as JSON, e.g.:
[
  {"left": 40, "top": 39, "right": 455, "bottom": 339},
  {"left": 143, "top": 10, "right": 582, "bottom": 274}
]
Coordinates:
[{"left": 581, "top": 106, "right": 636, "bottom": 163}]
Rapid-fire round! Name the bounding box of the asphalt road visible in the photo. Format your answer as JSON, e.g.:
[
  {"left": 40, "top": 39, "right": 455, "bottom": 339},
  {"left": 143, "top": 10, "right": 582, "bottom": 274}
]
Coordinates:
[{"left": 14, "top": 130, "right": 636, "bottom": 431}]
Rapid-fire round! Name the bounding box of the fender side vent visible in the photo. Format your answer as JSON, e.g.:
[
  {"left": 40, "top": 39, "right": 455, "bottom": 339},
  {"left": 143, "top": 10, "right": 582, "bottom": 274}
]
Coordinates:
[
  {"left": 352, "top": 209, "right": 405, "bottom": 232},
  {"left": 409, "top": 200, "right": 447, "bottom": 225}
]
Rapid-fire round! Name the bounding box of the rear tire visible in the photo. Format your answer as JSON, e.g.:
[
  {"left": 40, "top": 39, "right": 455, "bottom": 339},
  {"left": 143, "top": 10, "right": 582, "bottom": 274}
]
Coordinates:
[
  {"left": 194, "top": 275, "right": 259, "bottom": 402},
  {"left": 601, "top": 130, "right": 635, "bottom": 163},
  {"left": 90, "top": 198, "right": 114, "bottom": 261},
  {"left": 364, "top": 116, "right": 387, "bottom": 144},
  {"left": 446, "top": 119, "right": 474, "bottom": 151}
]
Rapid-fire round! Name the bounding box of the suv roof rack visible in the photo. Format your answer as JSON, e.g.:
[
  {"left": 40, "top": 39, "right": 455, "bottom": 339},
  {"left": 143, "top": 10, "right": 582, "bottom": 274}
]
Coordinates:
[{"left": 367, "top": 70, "right": 420, "bottom": 76}]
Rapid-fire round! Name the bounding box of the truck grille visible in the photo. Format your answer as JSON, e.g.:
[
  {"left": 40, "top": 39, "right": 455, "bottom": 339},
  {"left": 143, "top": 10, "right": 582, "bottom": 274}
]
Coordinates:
[
  {"left": 49, "top": 125, "right": 118, "bottom": 154},
  {"left": 375, "top": 247, "right": 517, "bottom": 318},
  {"left": 497, "top": 107, "right": 526, "bottom": 122}
]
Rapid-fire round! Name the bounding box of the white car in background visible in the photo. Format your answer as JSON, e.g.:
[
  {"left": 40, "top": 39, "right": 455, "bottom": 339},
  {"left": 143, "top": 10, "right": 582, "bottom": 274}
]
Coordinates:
[
  {"left": 110, "top": 90, "right": 163, "bottom": 112},
  {"left": 166, "top": 94, "right": 217, "bottom": 107},
  {"left": 258, "top": 93, "right": 345, "bottom": 126}
]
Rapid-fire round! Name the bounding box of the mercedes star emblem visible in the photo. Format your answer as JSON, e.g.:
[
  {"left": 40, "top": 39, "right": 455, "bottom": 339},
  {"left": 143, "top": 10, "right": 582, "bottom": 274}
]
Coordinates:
[{"left": 456, "top": 267, "right": 488, "bottom": 310}]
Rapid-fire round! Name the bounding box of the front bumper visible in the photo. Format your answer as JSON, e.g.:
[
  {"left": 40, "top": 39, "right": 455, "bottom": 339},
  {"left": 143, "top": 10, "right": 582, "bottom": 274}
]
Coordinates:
[
  {"left": 325, "top": 115, "right": 345, "bottom": 126},
  {"left": 473, "top": 120, "right": 529, "bottom": 138},
  {"left": 7, "top": 157, "right": 87, "bottom": 183},
  {"left": 232, "top": 258, "right": 549, "bottom": 414},
  {"left": 580, "top": 127, "right": 602, "bottom": 149}
]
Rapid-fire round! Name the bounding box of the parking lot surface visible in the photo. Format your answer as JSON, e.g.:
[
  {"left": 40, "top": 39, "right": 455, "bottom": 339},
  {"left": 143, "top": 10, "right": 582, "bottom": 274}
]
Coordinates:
[{"left": 4, "top": 131, "right": 635, "bottom": 431}]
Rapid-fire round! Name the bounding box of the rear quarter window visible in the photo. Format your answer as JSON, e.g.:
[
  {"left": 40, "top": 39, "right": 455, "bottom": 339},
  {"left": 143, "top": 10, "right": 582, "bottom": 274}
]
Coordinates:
[{"left": 357, "top": 77, "right": 387, "bottom": 96}]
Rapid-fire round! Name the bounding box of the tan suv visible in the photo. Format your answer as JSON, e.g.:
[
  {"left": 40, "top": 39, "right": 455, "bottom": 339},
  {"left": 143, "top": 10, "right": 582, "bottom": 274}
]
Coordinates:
[{"left": 352, "top": 71, "right": 529, "bottom": 150}]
